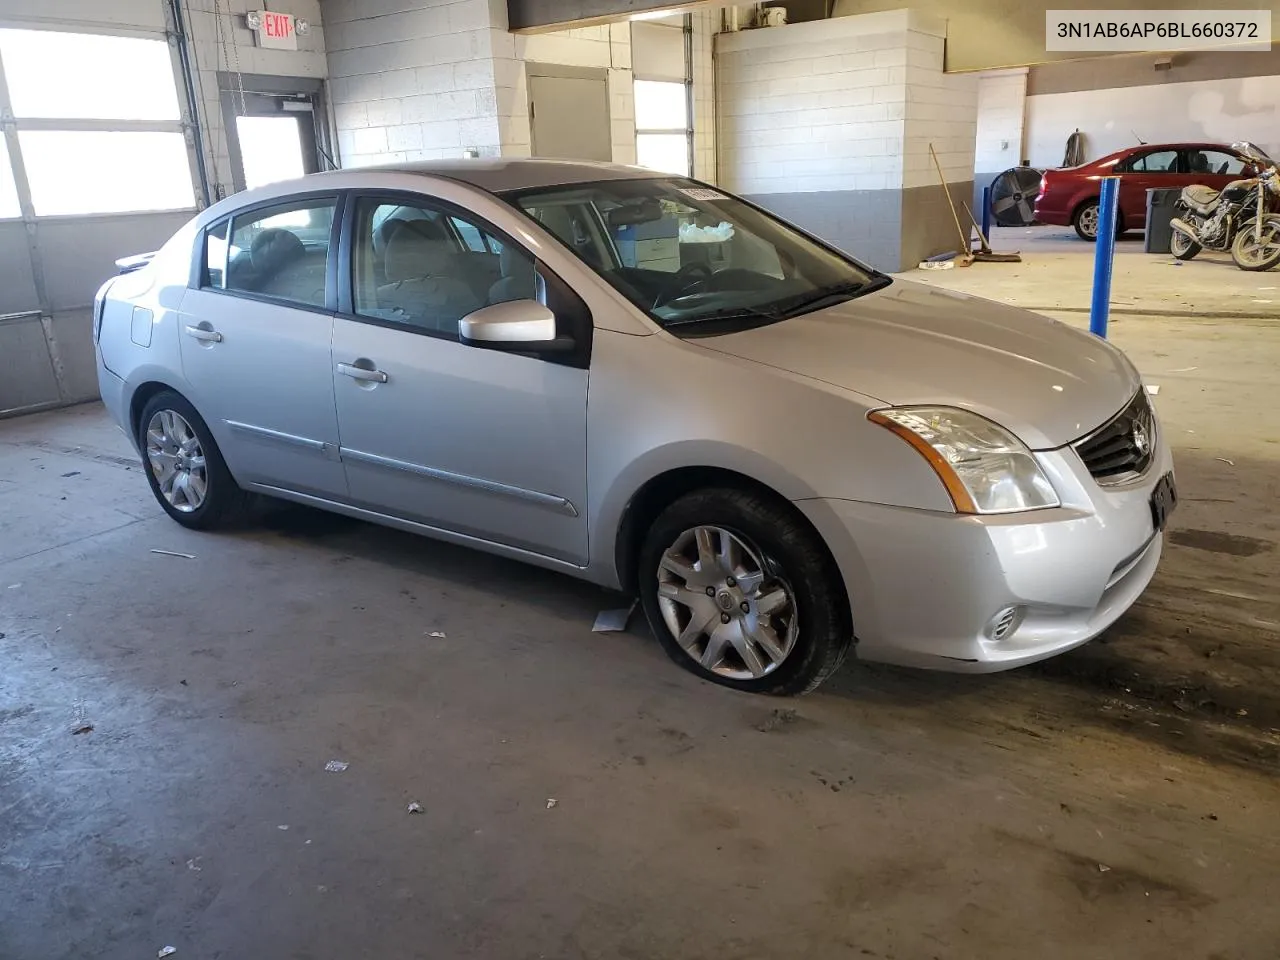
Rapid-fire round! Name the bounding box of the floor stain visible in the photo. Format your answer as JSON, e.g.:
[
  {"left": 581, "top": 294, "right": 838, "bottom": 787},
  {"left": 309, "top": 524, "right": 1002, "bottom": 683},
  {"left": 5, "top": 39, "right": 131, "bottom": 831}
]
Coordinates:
[{"left": 1169, "top": 529, "right": 1274, "bottom": 557}]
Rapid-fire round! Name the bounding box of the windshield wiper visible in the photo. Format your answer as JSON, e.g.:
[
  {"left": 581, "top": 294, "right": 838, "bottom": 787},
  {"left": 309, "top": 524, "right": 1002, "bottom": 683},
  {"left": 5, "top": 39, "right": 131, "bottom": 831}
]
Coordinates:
[
  {"left": 662, "top": 305, "right": 786, "bottom": 329},
  {"left": 778, "top": 276, "right": 891, "bottom": 315},
  {"left": 661, "top": 275, "right": 892, "bottom": 331}
]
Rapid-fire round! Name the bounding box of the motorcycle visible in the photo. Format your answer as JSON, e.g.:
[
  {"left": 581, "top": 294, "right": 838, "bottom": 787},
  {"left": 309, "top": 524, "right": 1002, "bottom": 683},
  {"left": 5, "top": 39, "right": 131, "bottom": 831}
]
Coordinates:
[{"left": 1169, "top": 141, "right": 1280, "bottom": 272}]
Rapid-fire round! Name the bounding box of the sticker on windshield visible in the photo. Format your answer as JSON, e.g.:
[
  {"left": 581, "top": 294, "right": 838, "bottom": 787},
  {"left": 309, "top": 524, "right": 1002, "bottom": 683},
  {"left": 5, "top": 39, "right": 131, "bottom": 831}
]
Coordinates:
[{"left": 680, "top": 187, "right": 729, "bottom": 202}]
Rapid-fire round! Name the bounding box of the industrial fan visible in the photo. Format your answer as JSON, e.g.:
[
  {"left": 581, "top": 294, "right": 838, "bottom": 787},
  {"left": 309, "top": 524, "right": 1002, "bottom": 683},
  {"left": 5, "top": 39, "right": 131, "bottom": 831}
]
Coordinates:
[{"left": 988, "top": 166, "right": 1044, "bottom": 227}]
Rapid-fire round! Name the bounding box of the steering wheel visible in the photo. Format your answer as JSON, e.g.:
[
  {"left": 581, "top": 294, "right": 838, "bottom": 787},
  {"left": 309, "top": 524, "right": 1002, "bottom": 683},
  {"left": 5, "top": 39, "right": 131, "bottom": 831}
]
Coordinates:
[{"left": 653, "top": 262, "right": 714, "bottom": 308}]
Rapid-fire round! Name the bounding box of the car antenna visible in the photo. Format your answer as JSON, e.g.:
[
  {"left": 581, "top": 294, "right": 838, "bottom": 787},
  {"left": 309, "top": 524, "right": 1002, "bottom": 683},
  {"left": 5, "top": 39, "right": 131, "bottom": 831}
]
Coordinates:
[{"left": 1132, "top": 130, "right": 1147, "bottom": 145}]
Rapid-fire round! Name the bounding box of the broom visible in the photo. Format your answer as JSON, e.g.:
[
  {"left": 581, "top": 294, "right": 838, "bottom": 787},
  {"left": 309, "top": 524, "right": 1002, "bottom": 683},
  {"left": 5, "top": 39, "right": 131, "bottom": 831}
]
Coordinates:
[
  {"left": 928, "top": 143, "right": 1021, "bottom": 264},
  {"left": 962, "top": 200, "right": 1021, "bottom": 262}
]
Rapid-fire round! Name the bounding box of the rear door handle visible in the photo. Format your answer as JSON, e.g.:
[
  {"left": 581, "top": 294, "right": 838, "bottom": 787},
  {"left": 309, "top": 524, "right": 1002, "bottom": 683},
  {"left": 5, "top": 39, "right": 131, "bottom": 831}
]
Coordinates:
[
  {"left": 337, "top": 362, "right": 389, "bottom": 383},
  {"left": 184, "top": 324, "right": 223, "bottom": 343}
]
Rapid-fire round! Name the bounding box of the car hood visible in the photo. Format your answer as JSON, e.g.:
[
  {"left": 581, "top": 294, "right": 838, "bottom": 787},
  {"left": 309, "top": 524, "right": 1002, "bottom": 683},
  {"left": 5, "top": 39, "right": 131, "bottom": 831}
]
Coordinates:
[{"left": 690, "top": 279, "right": 1140, "bottom": 449}]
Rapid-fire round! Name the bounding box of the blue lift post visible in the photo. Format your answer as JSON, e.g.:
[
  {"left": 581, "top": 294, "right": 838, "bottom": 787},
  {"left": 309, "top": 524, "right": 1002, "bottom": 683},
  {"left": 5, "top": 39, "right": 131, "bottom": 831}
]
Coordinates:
[
  {"left": 1090, "top": 177, "right": 1121, "bottom": 338},
  {"left": 981, "top": 185, "right": 993, "bottom": 244}
]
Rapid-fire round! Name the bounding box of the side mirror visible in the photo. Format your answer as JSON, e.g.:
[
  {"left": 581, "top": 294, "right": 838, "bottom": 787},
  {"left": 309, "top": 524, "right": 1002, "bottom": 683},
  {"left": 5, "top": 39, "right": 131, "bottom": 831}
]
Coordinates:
[{"left": 459, "top": 299, "right": 574, "bottom": 354}]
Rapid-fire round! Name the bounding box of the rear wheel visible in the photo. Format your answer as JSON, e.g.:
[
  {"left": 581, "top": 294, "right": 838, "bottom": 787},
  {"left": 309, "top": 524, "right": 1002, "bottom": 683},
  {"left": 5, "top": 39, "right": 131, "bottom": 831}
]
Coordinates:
[
  {"left": 1231, "top": 218, "right": 1280, "bottom": 272},
  {"left": 637, "top": 488, "right": 851, "bottom": 696},
  {"left": 1170, "top": 229, "right": 1201, "bottom": 260},
  {"left": 1073, "top": 200, "right": 1126, "bottom": 242},
  {"left": 138, "top": 391, "right": 250, "bottom": 530},
  {"left": 1073, "top": 201, "right": 1100, "bottom": 241}
]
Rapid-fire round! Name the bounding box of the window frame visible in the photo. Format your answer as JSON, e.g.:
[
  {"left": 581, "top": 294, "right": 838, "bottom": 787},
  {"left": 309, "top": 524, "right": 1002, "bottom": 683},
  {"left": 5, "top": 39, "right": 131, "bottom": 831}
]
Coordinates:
[
  {"left": 633, "top": 77, "right": 693, "bottom": 178},
  {"left": 1119, "top": 149, "right": 1182, "bottom": 174},
  {"left": 189, "top": 189, "right": 343, "bottom": 316},
  {"left": 0, "top": 24, "right": 200, "bottom": 219},
  {"left": 336, "top": 189, "right": 594, "bottom": 369},
  {"left": 1188, "top": 148, "right": 1250, "bottom": 177}
]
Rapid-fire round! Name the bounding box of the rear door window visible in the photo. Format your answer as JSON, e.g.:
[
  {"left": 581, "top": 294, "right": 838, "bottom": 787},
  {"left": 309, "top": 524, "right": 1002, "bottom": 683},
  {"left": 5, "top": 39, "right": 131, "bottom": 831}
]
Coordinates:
[
  {"left": 214, "top": 197, "right": 336, "bottom": 308},
  {"left": 1122, "top": 150, "right": 1180, "bottom": 173}
]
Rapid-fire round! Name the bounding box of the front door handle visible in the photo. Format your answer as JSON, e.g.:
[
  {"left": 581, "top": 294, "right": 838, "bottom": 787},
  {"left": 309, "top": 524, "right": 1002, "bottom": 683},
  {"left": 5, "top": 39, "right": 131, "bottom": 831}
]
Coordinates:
[
  {"left": 184, "top": 324, "right": 223, "bottom": 343},
  {"left": 337, "top": 361, "right": 389, "bottom": 383}
]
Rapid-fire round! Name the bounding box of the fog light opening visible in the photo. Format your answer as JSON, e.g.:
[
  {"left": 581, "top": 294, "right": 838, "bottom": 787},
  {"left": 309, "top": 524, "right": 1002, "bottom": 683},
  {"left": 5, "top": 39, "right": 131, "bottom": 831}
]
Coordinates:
[{"left": 986, "top": 605, "right": 1026, "bottom": 642}]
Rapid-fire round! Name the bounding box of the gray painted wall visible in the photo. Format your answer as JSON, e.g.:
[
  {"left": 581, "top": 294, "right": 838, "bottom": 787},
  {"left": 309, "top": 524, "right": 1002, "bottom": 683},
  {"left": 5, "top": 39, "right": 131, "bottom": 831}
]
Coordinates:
[
  {"left": 0, "top": 210, "right": 191, "bottom": 417},
  {"left": 747, "top": 189, "right": 902, "bottom": 272},
  {"left": 748, "top": 181, "right": 974, "bottom": 273}
]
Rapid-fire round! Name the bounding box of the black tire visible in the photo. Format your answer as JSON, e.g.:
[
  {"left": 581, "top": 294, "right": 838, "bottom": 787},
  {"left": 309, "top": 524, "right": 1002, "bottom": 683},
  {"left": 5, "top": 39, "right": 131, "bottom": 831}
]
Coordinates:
[
  {"left": 137, "top": 390, "right": 251, "bottom": 530},
  {"left": 1073, "top": 201, "right": 1099, "bottom": 241},
  {"left": 1231, "top": 218, "right": 1280, "bottom": 272},
  {"left": 1170, "top": 229, "right": 1201, "bottom": 260},
  {"left": 1073, "top": 200, "right": 1126, "bottom": 242},
  {"left": 637, "top": 487, "right": 851, "bottom": 696}
]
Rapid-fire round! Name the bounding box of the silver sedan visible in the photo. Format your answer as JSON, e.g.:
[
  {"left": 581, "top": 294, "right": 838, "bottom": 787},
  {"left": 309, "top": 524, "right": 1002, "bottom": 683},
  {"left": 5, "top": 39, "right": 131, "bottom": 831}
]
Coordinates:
[{"left": 94, "top": 159, "right": 1175, "bottom": 695}]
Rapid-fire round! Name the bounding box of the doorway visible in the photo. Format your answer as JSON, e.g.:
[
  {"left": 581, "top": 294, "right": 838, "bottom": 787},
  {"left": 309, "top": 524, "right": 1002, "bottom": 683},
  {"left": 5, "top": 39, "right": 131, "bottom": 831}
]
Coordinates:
[
  {"left": 219, "top": 74, "right": 332, "bottom": 193},
  {"left": 527, "top": 64, "right": 612, "bottom": 162}
]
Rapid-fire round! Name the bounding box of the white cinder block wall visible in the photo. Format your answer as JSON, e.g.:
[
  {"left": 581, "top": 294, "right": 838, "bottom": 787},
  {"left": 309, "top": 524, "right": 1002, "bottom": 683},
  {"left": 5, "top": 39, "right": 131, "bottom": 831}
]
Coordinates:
[
  {"left": 974, "top": 69, "right": 1028, "bottom": 174},
  {"left": 500, "top": 23, "right": 637, "bottom": 164},
  {"left": 901, "top": 28, "right": 977, "bottom": 188},
  {"left": 323, "top": 0, "right": 506, "bottom": 166},
  {"left": 718, "top": 10, "right": 976, "bottom": 270},
  {"left": 718, "top": 13, "right": 914, "bottom": 197},
  {"left": 325, "top": 2, "right": 649, "bottom": 168},
  {"left": 183, "top": 0, "right": 328, "bottom": 196}
]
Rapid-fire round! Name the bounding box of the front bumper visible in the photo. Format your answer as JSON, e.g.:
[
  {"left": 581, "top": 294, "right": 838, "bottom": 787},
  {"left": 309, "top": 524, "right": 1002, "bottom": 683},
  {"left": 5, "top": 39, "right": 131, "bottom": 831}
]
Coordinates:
[{"left": 798, "top": 430, "right": 1174, "bottom": 672}]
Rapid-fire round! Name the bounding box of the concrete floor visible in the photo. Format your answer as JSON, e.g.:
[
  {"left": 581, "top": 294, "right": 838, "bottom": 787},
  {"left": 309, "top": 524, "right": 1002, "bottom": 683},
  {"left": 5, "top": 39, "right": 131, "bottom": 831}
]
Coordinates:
[{"left": 4, "top": 235, "right": 1280, "bottom": 959}]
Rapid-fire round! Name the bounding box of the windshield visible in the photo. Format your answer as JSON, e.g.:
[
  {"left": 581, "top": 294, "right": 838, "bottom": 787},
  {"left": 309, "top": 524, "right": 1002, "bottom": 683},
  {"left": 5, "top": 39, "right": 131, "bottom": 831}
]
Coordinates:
[
  {"left": 504, "top": 178, "right": 884, "bottom": 331},
  {"left": 1233, "top": 141, "right": 1275, "bottom": 166}
]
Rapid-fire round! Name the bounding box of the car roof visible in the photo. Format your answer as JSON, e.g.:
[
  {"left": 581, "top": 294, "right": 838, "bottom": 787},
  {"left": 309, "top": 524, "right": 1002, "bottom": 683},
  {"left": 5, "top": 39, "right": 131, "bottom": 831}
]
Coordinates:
[
  {"left": 1102, "top": 142, "right": 1237, "bottom": 160},
  {"left": 303, "top": 158, "right": 663, "bottom": 193}
]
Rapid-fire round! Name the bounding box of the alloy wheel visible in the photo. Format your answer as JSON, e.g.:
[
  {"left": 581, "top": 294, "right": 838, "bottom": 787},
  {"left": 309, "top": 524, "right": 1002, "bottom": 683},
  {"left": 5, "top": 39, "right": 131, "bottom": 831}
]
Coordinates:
[
  {"left": 146, "top": 409, "right": 208, "bottom": 512},
  {"left": 1077, "top": 204, "right": 1099, "bottom": 239},
  {"left": 1235, "top": 221, "right": 1280, "bottom": 268},
  {"left": 655, "top": 526, "right": 798, "bottom": 680}
]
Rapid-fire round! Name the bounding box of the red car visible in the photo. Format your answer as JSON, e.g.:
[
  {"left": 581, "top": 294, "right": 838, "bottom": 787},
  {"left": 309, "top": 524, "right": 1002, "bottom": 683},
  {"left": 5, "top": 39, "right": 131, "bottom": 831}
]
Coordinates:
[{"left": 1034, "top": 142, "right": 1260, "bottom": 241}]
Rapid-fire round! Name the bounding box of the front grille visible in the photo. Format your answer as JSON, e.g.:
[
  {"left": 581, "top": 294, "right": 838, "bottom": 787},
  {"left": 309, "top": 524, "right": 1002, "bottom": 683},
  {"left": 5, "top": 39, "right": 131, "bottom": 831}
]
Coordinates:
[{"left": 1074, "top": 390, "right": 1156, "bottom": 484}]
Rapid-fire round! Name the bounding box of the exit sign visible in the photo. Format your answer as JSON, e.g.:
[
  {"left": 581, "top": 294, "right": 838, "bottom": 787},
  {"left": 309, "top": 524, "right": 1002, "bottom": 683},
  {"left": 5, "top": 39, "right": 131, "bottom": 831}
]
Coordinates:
[{"left": 250, "top": 10, "right": 298, "bottom": 50}]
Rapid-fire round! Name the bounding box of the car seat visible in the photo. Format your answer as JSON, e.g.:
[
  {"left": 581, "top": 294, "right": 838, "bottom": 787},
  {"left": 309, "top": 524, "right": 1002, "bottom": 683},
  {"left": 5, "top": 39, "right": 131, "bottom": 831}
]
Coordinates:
[
  {"left": 376, "top": 222, "right": 482, "bottom": 334},
  {"left": 250, "top": 228, "right": 326, "bottom": 305},
  {"left": 487, "top": 245, "right": 537, "bottom": 304}
]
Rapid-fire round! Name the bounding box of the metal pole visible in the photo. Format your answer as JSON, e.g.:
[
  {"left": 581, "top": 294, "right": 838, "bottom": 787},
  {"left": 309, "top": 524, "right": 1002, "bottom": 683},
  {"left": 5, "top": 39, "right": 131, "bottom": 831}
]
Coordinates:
[
  {"left": 981, "top": 185, "right": 992, "bottom": 242},
  {"left": 1090, "top": 177, "right": 1120, "bottom": 338}
]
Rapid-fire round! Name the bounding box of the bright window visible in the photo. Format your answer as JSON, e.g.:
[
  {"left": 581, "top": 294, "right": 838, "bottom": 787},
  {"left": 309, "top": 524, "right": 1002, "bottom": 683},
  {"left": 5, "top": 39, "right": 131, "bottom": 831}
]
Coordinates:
[
  {"left": 20, "top": 131, "right": 195, "bottom": 216},
  {"left": 0, "top": 29, "right": 180, "bottom": 121},
  {"left": 235, "top": 116, "right": 306, "bottom": 190},
  {"left": 0, "top": 27, "right": 195, "bottom": 217},
  {"left": 637, "top": 134, "right": 691, "bottom": 177},
  {"left": 0, "top": 139, "right": 21, "bottom": 219},
  {"left": 634, "top": 80, "right": 688, "bottom": 130},
  {"left": 633, "top": 79, "right": 690, "bottom": 178}
]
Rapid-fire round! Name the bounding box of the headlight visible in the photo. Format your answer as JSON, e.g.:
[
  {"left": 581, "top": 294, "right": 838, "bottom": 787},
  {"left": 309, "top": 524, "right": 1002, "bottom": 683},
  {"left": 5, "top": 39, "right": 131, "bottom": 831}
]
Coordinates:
[{"left": 869, "top": 406, "right": 1060, "bottom": 514}]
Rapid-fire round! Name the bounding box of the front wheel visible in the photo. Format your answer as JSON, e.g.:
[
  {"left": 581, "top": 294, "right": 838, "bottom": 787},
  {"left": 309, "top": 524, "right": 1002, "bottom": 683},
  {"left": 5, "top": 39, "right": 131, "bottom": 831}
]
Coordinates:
[
  {"left": 1231, "top": 217, "right": 1280, "bottom": 271},
  {"left": 637, "top": 488, "right": 851, "bottom": 696},
  {"left": 1170, "top": 228, "right": 1201, "bottom": 260}
]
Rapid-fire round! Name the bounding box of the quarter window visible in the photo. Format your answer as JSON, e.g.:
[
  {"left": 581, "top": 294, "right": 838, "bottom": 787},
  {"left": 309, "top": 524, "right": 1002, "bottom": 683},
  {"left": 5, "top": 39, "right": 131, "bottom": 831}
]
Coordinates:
[
  {"left": 205, "top": 218, "right": 230, "bottom": 289},
  {"left": 352, "top": 198, "right": 535, "bottom": 336},
  {"left": 1189, "top": 150, "right": 1248, "bottom": 176},
  {"left": 206, "top": 197, "right": 335, "bottom": 308}
]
